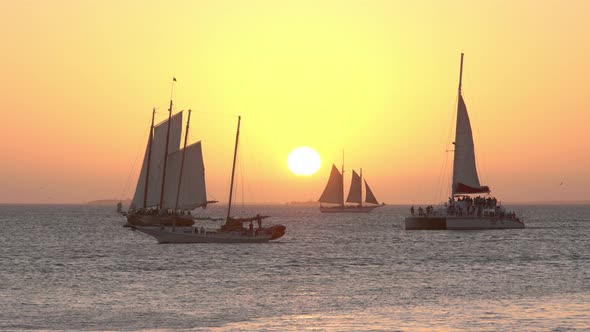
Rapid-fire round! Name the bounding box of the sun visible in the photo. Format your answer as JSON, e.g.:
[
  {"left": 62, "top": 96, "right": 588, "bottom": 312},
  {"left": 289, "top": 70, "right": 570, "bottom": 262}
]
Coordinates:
[{"left": 287, "top": 147, "right": 321, "bottom": 176}]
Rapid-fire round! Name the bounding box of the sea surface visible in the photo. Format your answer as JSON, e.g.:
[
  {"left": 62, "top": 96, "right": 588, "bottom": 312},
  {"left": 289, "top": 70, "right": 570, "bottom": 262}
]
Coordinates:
[{"left": 0, "top": 204, "right": 589, "bottom": 331}]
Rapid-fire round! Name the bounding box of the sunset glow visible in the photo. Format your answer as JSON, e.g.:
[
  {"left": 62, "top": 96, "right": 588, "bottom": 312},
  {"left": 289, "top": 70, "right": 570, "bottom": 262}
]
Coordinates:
[
  {"left": 287, "top": 147, "right": 321, "bottom": 176},
  {"left": 0, "top": 1, "right": 589, "bottom": 204}
]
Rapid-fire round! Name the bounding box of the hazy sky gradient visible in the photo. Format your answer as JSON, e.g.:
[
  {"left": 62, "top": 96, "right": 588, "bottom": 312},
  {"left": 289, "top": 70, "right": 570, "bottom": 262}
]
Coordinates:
[{"left": 1, "top": 0, "right": 589, "bottom": 204}]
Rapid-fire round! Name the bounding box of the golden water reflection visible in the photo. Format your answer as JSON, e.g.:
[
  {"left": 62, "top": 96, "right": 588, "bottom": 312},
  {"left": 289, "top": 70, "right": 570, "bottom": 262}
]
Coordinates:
[{"left": 210, "top": 294, "right": 590, "bottom": 331}]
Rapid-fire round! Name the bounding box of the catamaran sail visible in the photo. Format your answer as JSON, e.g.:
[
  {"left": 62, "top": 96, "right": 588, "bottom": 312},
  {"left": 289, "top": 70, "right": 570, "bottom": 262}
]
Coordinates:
[{"left": 452, "top": 80, "right": 490, "bottom": 195}]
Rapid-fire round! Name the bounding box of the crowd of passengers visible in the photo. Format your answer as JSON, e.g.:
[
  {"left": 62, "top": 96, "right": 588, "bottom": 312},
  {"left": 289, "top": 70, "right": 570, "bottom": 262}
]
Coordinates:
[
  {"left": 410, "top": 196, "right": 518, "bottom": 219},
  {"left": 130, "top": 207, "right": 192, "bottom": 216}
]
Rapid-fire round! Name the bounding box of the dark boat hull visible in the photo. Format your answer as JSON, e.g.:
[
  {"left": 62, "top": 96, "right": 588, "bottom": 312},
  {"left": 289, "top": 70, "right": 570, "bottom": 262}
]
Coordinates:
[
  {"left": 404, "top": 216, "right": 525, "bottom": 230},
  {"left": 126, "top": 214, "right": 194, "bottom": 227},
  {"left": 130, "top": 224, "right": 286, "bottom": 244},
  {"left": 319, "top": 205, "right": 379, "bottom": 213}
]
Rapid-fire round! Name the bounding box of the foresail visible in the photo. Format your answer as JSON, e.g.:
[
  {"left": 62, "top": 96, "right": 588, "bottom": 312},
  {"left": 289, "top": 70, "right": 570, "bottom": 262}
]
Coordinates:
[
  {"left": 178, "top": 142, "right": 208, "bottom": 209},
  {"left": 452, "top": 95, "right": 489, "bottom": 195},
  {"left": 130, "top": 138, "right": 150, "bottom": 210},
  {"left": 318, "top": 164, "right": 344, "bottom": 205},
  {"left": 130, "top": 111, "right": 183, "bottom": 209},
  {"left": 162, "top": 141, "right": 207, "bottom": 210},
  {"left": 346, "top": 170, "right": 362, "bottom": 204},
  {"left": 364, "top": 180, "right": 379, "bottom": 205}
]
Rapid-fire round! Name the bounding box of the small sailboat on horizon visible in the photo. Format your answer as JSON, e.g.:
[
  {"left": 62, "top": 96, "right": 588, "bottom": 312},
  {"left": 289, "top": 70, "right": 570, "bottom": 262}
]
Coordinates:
[
  {"left": 319, "top": 163, "right": 382, "bottom": 213},
  {"left": 404, "top": 54, "right": 524, "bottom": 230}
]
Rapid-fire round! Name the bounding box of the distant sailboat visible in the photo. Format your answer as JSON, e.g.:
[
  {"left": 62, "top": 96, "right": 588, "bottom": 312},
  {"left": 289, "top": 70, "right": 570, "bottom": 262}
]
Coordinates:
[
  {"left": 319, "top": 164, "right": 381, "bottom": 213},
  {"left": 404, "top": 54, "right": 524, "bottom": 230}
]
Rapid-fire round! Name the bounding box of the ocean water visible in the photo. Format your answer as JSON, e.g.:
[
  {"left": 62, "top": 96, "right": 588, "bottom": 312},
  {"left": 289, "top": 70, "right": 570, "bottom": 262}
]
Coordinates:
[{"left": 0, "top": 204, "right": 588, "bottom": 331}]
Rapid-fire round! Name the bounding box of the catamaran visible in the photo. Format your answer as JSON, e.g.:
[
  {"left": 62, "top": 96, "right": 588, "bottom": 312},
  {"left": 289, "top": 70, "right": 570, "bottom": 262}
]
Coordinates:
[
  {"left": 119, "top": 80, "right": 286, "bottom": 243},
  {"left": 319, "top": 163, "right": 381, "bottom": 213},
  {"left": 404, "top": 54, "right": 524, "bottom": 230}
]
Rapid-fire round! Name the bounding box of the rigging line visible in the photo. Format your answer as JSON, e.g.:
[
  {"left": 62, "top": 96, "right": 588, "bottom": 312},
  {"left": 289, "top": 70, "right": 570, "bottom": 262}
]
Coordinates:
[
  {"left": 445, "top": 156, "right": 453, "bottom": 200},
  {"left": 434, "top": 151, "right": 449, "bottom": 204},
  {"left": 236, "top": 129, "right": 244, "bottom": 209},
  {"left": 434, "top": 95, "right": 459, "bottom": 202},
  {"left": 434, "top": 149, "right": 446, "bottom": 203},
  {"left": 119, "top": 116, "right": 152, "bottom": 202},
  {"left": 240, "top": 147, "right": 245, "bottom": 208},
  {"left": 237, "top": 120, "right": 245, "bottom": 211}
]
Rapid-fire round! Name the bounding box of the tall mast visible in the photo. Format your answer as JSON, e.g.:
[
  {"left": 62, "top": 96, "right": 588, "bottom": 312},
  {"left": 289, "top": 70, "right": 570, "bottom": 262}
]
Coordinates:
[
  {"left": 452, "top": 53, "right": 464, "bottom": 198},
  {"left": 174, "top": 109, "right": 191, "bottom": 212},
  {"left": 458, "top": 52, "right": 464, "bottom": 95},
  {"left": 226, "top": 116, "right": 241, "bottom": 221},
  {"left": 159, "top": 77, "right": 176, "bottom": 210},
  {"left": 360, "top": 168, "right": 363, "bottom": 208},
  {"left": 341, "top": 150, "right": 345, "bottom": 208},
  {"left": 142, "top": 107, "right": 156, "bottom": 209}
]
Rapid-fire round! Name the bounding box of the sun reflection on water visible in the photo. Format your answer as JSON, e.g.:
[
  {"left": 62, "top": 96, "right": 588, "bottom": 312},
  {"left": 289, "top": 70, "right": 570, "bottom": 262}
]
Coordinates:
[{"left": 210, "top": 294, "right": 590, "bottom": 331}]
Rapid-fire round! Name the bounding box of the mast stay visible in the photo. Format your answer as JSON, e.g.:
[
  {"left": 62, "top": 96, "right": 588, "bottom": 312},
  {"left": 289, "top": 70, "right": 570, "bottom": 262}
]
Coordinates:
[{"left": 226, "top": 116, "right": 241, "bottom": 221}]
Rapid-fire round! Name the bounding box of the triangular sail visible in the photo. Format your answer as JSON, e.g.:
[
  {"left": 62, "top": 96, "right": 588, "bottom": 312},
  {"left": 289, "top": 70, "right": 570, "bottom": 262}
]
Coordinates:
[
  {"left": 162, "top": 141, "right": 207, "bottom": 210},
  {"left": 346, "top": 170, "right": 362, "bottom": 204},
  {"left": 131, "top": 111, "right": 183, "bottom": 209},
  {"left": 318, "top": 164, "right": 344, "bottom": 205},
  {"left": 452, "top": 94, "right": 489, "bottom": 195},
  {"left": 364, "top": 179, "right": 379, "bottom": 205}
]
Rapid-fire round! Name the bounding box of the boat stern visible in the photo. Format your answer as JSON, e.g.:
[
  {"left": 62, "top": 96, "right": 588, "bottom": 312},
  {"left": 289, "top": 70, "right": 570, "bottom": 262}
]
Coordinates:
[{"left": 267, "top": 224, "right": 286, "bottom": 240}]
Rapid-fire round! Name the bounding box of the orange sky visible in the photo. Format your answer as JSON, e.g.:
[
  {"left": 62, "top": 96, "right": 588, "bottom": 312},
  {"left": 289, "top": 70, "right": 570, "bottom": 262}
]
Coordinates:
[{"left": 1, "top": 0, "right": 589, "bottom": 204}]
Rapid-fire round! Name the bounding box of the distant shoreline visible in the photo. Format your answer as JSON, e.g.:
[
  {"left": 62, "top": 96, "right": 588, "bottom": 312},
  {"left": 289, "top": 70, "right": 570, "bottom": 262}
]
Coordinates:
[{"left": 86, "top": 199, "right": 132, "bottom": 206}]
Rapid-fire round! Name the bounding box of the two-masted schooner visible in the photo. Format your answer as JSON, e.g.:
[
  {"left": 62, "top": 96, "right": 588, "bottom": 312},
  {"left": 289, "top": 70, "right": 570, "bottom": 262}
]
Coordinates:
[
  {"left": 120, "top": 81, "right": 286, "bottom": 243},
  {"left": 319, "top": 163, "right": 381, "bottom": 213},
  {"left": 404, "top": 54, "right": 524, "bottom": 230}
]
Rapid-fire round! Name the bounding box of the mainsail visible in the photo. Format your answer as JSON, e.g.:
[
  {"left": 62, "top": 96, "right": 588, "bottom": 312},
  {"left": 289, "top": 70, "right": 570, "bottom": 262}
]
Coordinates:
[
  {"left": 364, "top": 180, "right": 379, "bottom": 205},
  {"left": 319, "top": 164, "right": 344, "bottom": 205},
  {"left": 131, "top": 111, "right": 183, "bottom": 209},
  {"left": 162, "top": 141, "right": 207, "bottom": 210},
  {"left": 452, "top": 56, "right": 489, "bottom": 196},
  {"left": 346, "top": 170, "right": 362, "bottom": 204}
]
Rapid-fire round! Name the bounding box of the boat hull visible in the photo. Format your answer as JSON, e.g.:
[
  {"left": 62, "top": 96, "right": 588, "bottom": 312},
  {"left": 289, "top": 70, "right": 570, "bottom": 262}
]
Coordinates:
[
  {"left": 404, "top": 216, "right": 524, "bottom": 230},
  {"left": 130, "top": 225, "right": 286, "bottom": 244},
  {"left": 126, "top": 214, "right": 194, "bottom": 227},
  {"left": 319, "top": 205, "right": 379, "bottom": 213}
]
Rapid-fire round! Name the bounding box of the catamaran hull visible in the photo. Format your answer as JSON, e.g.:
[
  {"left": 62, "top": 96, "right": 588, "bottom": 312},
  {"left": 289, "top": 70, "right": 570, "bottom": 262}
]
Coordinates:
[
  {"left": 130, "top": 225, "right": 286, "bottom": 244},
  {"left": 404, "top": 216, "right": 525, "bottom": 230},
  {"left": 319, "top": 206, "right": 379, "bottom": 213}
]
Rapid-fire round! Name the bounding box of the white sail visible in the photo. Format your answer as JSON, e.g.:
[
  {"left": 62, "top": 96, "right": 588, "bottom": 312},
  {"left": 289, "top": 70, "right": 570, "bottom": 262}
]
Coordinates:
[
  {"left": 452, "top": 95, "right": 489, "bottom": 195},
  {"left": 130, "top": 111, "right": 183, "bottom": 209},
  {"left": 319, "top": 164, "right": 344, "bottom": 205},
  {"left": 346, "top": 170, "right": 362, "bottom": 204},
  {"left": 162, "top": 141, "right": 207, "bottom": 210},
  {"left": 364, "top": 179, "right": 379, "bottom": 205}
]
